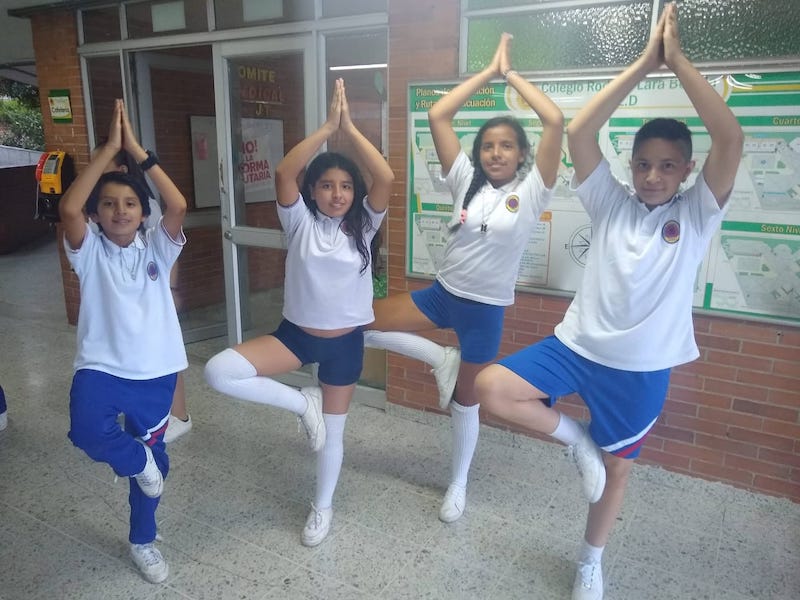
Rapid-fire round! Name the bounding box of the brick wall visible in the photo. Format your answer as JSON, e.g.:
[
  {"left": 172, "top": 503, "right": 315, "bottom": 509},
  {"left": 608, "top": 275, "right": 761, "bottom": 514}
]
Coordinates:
[{"left": 386, "top": 1, "right": 800, "bottom": 502}]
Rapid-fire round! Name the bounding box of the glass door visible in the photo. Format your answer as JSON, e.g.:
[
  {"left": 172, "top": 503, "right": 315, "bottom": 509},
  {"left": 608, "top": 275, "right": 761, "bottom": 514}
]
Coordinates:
[{"left": 213, "top": 36, "right": 316, "bottom": 352}]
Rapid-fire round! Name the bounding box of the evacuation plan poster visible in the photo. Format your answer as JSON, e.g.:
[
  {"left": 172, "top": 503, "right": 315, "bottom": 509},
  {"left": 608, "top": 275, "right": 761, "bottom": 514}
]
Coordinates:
[{"left": 408, "top": 72, "right": 800, "bottom": 324}]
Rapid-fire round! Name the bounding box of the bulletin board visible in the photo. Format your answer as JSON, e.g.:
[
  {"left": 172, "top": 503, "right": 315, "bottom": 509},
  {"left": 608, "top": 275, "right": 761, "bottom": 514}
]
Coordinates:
[
  {"left": 191, "top": 116, "right": 284, "bottom": 208},
  {"left": 407, "top": 71, "right": 800, "bottom": 325}
]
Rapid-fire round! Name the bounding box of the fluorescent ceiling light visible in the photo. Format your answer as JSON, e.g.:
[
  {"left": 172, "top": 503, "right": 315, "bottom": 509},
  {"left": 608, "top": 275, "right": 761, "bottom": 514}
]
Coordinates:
[{"left": 329, "top": 63, "right": 387, "bottom": 71}]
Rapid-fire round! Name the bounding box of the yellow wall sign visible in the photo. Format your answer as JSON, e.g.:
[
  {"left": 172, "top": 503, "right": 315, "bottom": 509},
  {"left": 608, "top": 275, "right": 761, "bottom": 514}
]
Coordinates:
[{"left": 47, "top": 89, "right": 72, "bottom": 123}]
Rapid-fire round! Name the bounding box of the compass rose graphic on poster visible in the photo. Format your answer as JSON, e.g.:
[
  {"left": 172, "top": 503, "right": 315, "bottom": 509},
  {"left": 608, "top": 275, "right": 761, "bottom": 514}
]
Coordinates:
[{"left": 566, "top": 225, "right": 592, "bottom": 266}]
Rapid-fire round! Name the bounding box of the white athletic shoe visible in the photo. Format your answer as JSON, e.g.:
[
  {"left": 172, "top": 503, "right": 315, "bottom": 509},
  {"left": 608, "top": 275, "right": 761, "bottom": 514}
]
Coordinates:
[
  {"left": 133, "top": 443, "right": 164, "bottom": 499},
  {"left": 432, "top": 347, "right": 460, "bottom": 409},
  {"left": 568, "top": 426, "right": 606, "bottom": 504},
  {"left": 438, "top": 483, "right": 467, "bottom": 523},
  {"left": 298, "top": 387, "right": 326, "bottom": 452},
  {"left": 130, "top": 542, "right": 169, "bottom": 583},
  {"left": 301, "top": 504, "right": 333, "bottom": 547},
  {"left": 572, "top": 560, "right": 603, "bottom": 600},
  {"left": 163, "top": 413, "right": 192, "bottom": 443}
]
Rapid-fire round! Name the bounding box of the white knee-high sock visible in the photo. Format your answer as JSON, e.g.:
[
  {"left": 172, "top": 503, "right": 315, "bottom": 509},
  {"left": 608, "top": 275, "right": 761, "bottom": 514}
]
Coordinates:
[
  {"left": 363, "top": 330, "right": 446, "bottom": 368},
  {"left": 204, "top": 348, "right": 307, "bottom": 414},
  {"left": 450, "top": 401, "right": 480, "bottom": 488},
  {"left": 550, "top": 413, "right": 584, "bottom": 446},
  {"left": 314, "top": 413, "right": 348, "bottom": 509}
]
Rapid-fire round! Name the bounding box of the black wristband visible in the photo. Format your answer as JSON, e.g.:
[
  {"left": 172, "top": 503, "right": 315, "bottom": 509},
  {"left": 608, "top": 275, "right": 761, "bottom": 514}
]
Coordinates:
[{"left": 139, "top": 150, "right": 159, "bottom": 171}]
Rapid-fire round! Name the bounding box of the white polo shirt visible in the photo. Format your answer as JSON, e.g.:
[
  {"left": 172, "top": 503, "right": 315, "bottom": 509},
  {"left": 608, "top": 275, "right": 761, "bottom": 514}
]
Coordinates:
[
  {"left": 437, "top": 151, "right": 553, "bottom": 306},
  {"left": 555, "top": 159, "right": 727, "bottom": 371},
  {"left": 65, "top": 221, "right": 188, "bottom": 379},
  {"left": 280, "top": 194, "right": 386, "bottom": 329}
]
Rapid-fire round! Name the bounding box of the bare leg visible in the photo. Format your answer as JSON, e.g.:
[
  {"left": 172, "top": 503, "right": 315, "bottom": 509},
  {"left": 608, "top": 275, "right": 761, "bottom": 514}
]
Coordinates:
[
  {"left": 585, "top": 453, "right": 633, "bottom": 546},
  {"left": 475, "top": 364, "right": 559, "bottom": 433},
  {"left": 368, "top": 293, "right": 437, "bottom": 332},
  {"left": 169, "top": 373, "right": 187, "bottom": 419}
]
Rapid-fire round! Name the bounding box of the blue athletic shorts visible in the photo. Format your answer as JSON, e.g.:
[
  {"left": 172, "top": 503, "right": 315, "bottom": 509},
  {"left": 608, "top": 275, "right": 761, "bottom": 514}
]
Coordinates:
[
  {"left": 498, "top": 336, "right": 670, "bottom": 458},
  {"left": 272, "top": 319, "right": 364, "bottom": 386},
  {"left": 411, "top": 280, "right": 505, "bottom": 364}
]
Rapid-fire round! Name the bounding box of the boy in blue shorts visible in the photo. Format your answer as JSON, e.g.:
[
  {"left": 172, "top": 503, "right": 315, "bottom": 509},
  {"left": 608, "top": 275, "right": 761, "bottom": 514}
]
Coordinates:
[
  {"left": 60, "top": 99, "right": 188, "bottom": 583},
  {"left": 475, "top": 4, "right": 743, "bottom": 599}
]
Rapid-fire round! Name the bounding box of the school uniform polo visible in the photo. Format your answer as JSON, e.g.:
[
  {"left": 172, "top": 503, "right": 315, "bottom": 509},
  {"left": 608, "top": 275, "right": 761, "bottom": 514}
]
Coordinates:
[
  {"left": 437, "top": 150, "right": 553, "bottom": 306},
  {"left": 556, "top": 158, "right": 727, "bottom": 372},
  {"left": 65, "top": 220, "right": 188, "bottom": 378},
  {"left": 279, "top": 194, "right": 385, "bottom": 329}
]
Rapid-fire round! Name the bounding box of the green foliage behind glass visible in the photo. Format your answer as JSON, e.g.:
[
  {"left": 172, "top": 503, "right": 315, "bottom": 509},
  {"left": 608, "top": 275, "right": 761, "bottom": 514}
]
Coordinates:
[
  {"left": 0, "top": 98, "right": 45, "bottom": 150},
  {"left": 0, "top": 79, "right": 44, "bottom": 150}
]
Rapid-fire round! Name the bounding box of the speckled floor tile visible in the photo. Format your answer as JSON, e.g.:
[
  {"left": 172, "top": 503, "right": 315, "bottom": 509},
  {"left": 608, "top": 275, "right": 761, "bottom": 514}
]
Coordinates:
[{"left": 2, "top": 236, "right": 798, "bottom": 600}]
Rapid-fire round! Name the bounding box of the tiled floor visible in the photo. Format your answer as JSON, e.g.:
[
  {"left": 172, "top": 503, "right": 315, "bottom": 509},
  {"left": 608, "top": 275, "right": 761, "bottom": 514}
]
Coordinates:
[{"left": 1, "top": 234, "right": 798, "bottom": 600}]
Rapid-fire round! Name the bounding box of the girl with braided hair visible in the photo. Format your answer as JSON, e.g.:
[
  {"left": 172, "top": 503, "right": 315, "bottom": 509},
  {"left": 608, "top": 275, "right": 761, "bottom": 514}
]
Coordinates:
[{"left": 364, "top": 33, "right": 563, "bottom": 522}]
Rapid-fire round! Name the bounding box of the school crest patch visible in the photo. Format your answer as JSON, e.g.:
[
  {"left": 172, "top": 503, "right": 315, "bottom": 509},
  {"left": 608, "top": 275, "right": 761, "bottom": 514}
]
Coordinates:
[
  {"left": 147, "top": 261, "right": 159, "bottom": 280},
  {"left": 662, "top": 220, "right": 680, "bottom": 244},
  {"left": 505, "top": 194, "right": 520, "bottom": 213}
]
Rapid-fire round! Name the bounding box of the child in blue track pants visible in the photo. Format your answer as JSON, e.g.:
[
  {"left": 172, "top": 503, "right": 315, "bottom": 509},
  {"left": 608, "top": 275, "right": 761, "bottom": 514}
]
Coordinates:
[{"left": 60, "top": 99, "right": 188, "bottom": 584}]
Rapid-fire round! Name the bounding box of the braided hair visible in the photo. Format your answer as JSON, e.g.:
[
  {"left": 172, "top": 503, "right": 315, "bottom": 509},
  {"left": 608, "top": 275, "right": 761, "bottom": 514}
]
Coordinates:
[
  {"left": 301, "top": 152, "right": 377, "bottom": 275},
  {"left": 462, "top": 116, "right": 532, "bottom": 212}
]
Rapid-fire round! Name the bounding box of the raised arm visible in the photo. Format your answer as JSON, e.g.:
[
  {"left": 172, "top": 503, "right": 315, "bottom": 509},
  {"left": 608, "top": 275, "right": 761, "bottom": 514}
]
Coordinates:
[
  {"left": 275, "top": 78, "right": 343, "bottom": 207},
  {"left": 119, "top": 101, "right": 187, "bottom": 239},
  {"left": 500, "top": 36, "right": 564, "bottom": 188},
  {"left": 567, "top": 9, "right": 667, "bottom": 184},
  {"left": 663, "top": 2, "right": 743, "bottom": 206},
  {"left": 428, "top": 34, "right": 505, "bottom": 175},
  {"left": 59, "top": 100, "right": 123, "bottom": 249},
  {"left": 338, "top": 81, "right": 394, "bottom": 213}
]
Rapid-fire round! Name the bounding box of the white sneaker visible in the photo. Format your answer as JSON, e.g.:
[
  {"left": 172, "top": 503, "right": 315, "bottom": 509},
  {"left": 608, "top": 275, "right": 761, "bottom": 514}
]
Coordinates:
[
  {"left": 432, "top": 347, "right": 460, "bottom": 409},
  {"left": 298, "top": 387, "right": 326, "bottom": 452},
  {"left": 0, "top": 411, "right": 7, "bottom": 431},
  {"left": 133, "top": 443, "right": 164, "bottom": 498},
  {"left": 130, "top": 543, "right": 169, "bottom": 583},
  {"left": 438, "top": 483, "right": 467, "bottom": 523},
  {"left": 568, "top": 426, "right": 606, "bottom": 504},
  {"left": 572, "top": 560, "right": 603, "bottom": 600},
  {"left": 163, "top": 413, "right": 192, "bottom": 443},
  {"left": 301, "top": 504, "right": 333, "bottom": 547}
]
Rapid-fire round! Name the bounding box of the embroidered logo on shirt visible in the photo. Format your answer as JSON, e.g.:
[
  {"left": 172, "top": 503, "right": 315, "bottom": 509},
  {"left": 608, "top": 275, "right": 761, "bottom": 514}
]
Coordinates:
[
  {"left": 662, "top": 220, "right": 680, "bottom": 244},
  {"left": 147, "top": 261, "right": 159, "bottom": 280},
  {"left": 505, "top": 194, "right": 520, "bottom": 213}
]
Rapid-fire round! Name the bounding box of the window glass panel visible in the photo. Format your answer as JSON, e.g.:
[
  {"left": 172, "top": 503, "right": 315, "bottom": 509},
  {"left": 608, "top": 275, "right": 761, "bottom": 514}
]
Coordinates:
[
  {"left": 126, "top": 0, "right": 208, "bottom": 38},
  {"left": 213, "top": 0, "right": 313, "bottom": 29},
  {"left": 468, "top": 0, "right": 562, "bottom": 8},
  {"left": 467, "top": 2, "right": 652, "bottom": 72},
  {"left": 659, "top": 0, "right": 800, "bottom": 62},
  {"left": 322, "top": 0, "right": 387, "bottom": 18},
  {"left": 325, "top": 30, "right": 388, "bottom": 389},
  {"left": 325, "top": 31, "right": 387, "bottom": 154},
  {"left": 82, "top": 6, "right": 121, "bottom": 43},
  {"left": 144, "top": 46, "right": 215, "bottom": 211},
  {"left": 85, "top": 56, "right": 123, "bottom": 144},
  {"left": 239, "top": 246, "right": 287, "bottom": 342}
]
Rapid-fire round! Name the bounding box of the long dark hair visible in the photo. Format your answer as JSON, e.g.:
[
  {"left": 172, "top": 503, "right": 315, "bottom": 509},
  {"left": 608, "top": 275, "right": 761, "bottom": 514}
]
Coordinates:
[
  {"left": 462, "top": 116, "right": 531, "bottom": 211},
  {"left": 301, "top": 152, "right": 377, "bottom": 275}
]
